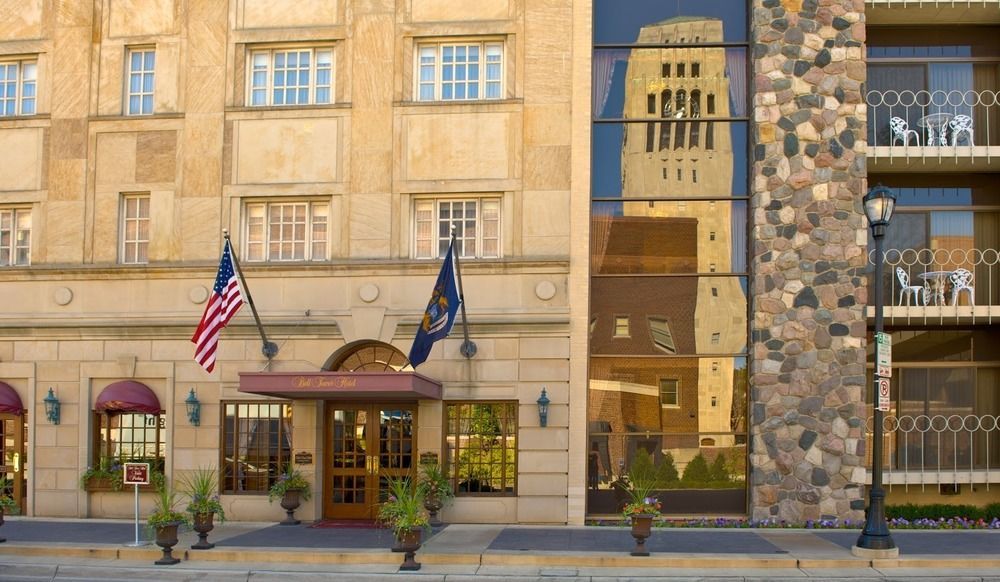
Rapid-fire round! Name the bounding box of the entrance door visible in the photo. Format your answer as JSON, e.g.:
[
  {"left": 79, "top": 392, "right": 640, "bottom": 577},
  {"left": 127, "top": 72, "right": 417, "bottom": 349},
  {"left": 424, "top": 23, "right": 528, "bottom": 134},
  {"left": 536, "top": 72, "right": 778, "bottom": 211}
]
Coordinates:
[
  {"left": 0, "top": 414, "right": 25, "bottom": 514},
  {"left": 324, "top": 403, "right": 417, "bottom": 520}
]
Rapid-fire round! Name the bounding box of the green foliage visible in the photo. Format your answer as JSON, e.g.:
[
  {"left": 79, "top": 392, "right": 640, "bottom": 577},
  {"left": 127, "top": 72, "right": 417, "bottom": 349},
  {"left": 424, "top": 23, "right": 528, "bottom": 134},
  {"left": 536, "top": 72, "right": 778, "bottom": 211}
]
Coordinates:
[
  {"left": 681, "top": 453, "right": 711, "bottom": 483},
  {"left": 886, "top": 503, "right": 1000, "bottom": 521},
  {"left": 709, "top": 454, "right": 729, "bottom": 482},
  {"left": 79, "top": 457, "right": 165, "bottom": 492},
  {"left": 618, "top": 451, "right": 662, "bottom": 516},
  {"left": 147, "top": 484, "right": 189, "bottom": 531},
  {"left": 0, "top": 476, "right": 18, "bottom": 513},
  {"left": 377, "top": 477, "right": 430, "bottom": 537},
  {"left": 268, "top": 463, "right": 312, "bottom": 503},
  {"left": 419, "top": 462, "right": 454, "bottom": 503},
  {"left": 179, "top": 466, "right": 225, "bottom": 522},
  {"left": 657, "top": 452, "right": 680, "bottom": 484}
]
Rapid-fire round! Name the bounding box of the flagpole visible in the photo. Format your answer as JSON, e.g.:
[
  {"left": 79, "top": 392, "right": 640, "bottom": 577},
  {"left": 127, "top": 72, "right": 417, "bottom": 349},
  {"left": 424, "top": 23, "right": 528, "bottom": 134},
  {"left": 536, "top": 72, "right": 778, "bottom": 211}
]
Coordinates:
[
  {"left": 223, "top": 229, "right": 278, "bottom": 360},
  {"left": 451, "top": 226, "right": 477, "bottom": 359}
]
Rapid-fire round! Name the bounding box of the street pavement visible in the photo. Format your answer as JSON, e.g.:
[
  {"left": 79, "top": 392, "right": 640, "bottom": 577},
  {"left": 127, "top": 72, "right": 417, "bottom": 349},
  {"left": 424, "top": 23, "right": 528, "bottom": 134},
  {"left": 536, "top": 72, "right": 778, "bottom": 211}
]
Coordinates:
[{"left": 0, "top": 517, "right": 997, "bottom": 580}]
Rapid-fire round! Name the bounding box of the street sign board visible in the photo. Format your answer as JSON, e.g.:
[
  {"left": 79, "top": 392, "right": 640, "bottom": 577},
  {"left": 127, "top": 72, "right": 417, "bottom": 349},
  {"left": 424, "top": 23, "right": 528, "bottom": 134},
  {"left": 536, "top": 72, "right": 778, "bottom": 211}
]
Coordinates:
[
  {"left": 123, "top": 462, "right": 150, "bottom": 485},
  {"left": 876, "top": 378, "right": 891, "bottom": 412},
  {"left": 876, "top": 332, "right": 892, "bottom": 378}
]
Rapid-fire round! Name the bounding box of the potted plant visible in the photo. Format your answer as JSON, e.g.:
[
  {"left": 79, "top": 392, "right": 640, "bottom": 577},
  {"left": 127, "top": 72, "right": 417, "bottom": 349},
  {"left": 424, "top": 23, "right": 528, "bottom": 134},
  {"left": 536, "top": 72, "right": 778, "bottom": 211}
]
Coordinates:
[
  {"left": 0, "top": 477, "right": 19, "bottom": 543},
  {"left": 80, "top": 457, "right": 165, "bottom": 492},
  {"left": 616, "top": 453, "right": 661, "bottom": 556},
  {"left": 179, "top": 466, "right": 225, "bottom": 550},
  {"left": 377, "top": 477, "right": 430, "bottom": 571},
  {"left": 268, "top": 463, "right": 312, "bottom": 526},
  {"left": 418, "top": 462, "right": 454, "bottom": 526},
  {"left": 147, "top": 484, "right": 190, "bottom": 565}
]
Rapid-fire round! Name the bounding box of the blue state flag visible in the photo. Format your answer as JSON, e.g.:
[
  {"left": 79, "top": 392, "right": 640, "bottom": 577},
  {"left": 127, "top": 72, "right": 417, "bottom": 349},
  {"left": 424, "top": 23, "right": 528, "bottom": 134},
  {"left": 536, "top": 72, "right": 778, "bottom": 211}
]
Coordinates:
[{"left": 408, "top": 241, "right": 462, "bottom": 367}]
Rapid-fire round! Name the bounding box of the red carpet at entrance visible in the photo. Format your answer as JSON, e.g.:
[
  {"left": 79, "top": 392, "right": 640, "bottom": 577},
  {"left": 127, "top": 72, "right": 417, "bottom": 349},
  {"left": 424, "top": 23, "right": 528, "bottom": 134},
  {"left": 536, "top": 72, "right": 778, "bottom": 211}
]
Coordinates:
[{"left": 309, "top": 519, "right": 382, "bottom": 529}]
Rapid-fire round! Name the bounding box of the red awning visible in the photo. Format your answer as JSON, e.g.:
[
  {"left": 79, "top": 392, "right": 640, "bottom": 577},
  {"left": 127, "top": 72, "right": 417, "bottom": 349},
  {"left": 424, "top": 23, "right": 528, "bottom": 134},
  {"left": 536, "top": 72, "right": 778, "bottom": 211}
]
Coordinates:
[
  {"left": 238, "top": 371, "right": 442, "bottom": 400},
  {"left": 95, "top": 381, "right": 162, "bottom": 414},
  {"left": 0, "top": 382, "right": 24, "bottom": 415}
]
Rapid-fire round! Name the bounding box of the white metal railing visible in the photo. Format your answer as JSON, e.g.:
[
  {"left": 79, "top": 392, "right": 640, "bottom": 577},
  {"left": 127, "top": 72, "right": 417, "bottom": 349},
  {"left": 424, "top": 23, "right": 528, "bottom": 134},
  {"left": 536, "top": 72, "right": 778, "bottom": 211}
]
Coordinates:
[
  {"left": 867, "top": 0, "right": 1000, "bottom": 6},
  {"left": 865, "top": 414, "right": 1000, "bottom": 490},
  {"left": 869, "top": 248, "right": 998, "bottom": 323},
  {"left": 866, "top": 89, "right": 998, "bottom": 161}
]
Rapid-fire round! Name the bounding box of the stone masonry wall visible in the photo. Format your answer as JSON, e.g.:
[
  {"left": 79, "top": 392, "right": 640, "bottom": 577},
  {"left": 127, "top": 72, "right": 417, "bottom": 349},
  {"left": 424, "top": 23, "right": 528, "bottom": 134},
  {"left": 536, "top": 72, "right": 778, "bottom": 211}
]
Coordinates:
[{"left": 749, "top": 0, "right": 868, "bottom": 523}]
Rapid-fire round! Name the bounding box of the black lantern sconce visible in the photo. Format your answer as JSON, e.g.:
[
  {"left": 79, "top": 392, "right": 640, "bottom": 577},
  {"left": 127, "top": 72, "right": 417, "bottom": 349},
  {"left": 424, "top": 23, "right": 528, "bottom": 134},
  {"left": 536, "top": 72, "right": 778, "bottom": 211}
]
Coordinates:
[
  {"left": 536, "top": 387, "right": 550, "bottom": 428},
  {"left": 43, "top": 387, "right": 60, "bottom": 425},
  {"left": 185, "top": 388, "right": 201, "bottom": 427}
]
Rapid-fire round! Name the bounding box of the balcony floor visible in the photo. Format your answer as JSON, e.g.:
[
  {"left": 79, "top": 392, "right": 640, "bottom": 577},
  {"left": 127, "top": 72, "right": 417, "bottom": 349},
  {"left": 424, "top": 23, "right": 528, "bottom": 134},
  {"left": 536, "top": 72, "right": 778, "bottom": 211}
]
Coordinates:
[{"left": 869, "top": 146, "right": 1000, "bottom": 172}]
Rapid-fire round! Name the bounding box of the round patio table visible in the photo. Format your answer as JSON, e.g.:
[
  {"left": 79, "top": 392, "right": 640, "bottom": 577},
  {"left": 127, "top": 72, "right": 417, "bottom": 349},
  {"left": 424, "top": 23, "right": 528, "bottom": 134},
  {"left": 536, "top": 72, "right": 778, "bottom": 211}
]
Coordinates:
[
  {"left": 916, "top": 271, "right": 952, "bottom": 305},
  {"left": 917, "top": 113, "right": 953, "bottom": 146}
]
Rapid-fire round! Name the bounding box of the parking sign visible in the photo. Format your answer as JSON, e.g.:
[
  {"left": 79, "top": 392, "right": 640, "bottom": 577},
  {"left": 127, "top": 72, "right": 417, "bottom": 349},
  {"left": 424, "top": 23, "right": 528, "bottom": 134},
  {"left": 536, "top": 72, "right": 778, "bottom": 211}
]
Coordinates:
[{"left": 876, "top": 378, "right": 891, "bottom": 412}]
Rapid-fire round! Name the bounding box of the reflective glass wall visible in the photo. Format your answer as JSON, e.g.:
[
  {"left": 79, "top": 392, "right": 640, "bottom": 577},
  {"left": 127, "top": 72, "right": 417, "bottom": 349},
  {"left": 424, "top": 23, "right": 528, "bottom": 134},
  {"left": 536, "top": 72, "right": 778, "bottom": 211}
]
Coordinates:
[{"left": 589, "top": 0, "right": 750, "bottom": 516}]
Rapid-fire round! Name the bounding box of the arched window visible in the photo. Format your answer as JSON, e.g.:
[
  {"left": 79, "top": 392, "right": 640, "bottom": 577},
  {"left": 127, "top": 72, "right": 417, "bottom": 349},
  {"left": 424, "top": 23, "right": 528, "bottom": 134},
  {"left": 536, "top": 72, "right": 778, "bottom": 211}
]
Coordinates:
[
  {"left": 659, "top": 90, "right": 672, "bottom": 151},
  {"left": 675, "top": 90, "right": 687, "bottom": 116},
  {"left": 92, "top": 381, "right": 165, "bottom": 471},
  {"left": 690, "top": 90, "right": 701, "bottom": 118},
  {"left": 324, "top": 340, "right": 412, "bottom": 372},
  {"left": 701, "top": 438, "right": 716, "bottom": 447}
]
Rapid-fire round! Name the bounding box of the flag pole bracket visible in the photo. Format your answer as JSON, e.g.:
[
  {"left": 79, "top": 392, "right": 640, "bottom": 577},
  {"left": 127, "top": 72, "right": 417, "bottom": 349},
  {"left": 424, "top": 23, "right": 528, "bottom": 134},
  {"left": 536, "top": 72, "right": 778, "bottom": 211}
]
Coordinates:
[
  {"left": 460, "top": 340, "right": 477, "bottom": 359},
  {"left": 262, "top": 341, "right": 279, "bottom": 359}
]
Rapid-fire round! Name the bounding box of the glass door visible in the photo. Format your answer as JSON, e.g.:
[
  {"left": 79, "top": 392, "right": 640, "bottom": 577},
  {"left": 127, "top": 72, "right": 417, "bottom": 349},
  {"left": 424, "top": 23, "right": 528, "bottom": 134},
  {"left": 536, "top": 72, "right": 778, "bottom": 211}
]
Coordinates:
[
  {"left": 0, "top": 414, "right": 25, "bottom": 514},
  {"left": 324, "top": 403, "right": 416, "bottom": 520}
]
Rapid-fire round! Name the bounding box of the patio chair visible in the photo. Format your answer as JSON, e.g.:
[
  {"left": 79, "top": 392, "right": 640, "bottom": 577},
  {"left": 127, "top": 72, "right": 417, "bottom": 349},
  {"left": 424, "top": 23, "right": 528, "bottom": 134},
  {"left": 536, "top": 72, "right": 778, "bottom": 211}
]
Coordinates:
[
  {"left": 949, "top": 268, "right": 975, "bottom": 306},
  {"left": 949, "top": 115, "right": 974, "bottom": 147},
  {"left": 896, "top": 267, "right": 927, "bottom": 306},
  {"left": 889, "top": 116, "right": 920, "bottom": 147}
]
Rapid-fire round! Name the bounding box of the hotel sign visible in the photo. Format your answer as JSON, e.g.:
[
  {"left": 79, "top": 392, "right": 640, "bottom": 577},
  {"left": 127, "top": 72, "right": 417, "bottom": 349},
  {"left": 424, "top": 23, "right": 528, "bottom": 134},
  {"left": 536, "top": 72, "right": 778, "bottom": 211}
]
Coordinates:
[
  {"left": 293, "top": 376, "right": 357, "bottom": 389},
  {"left": 123, "top": 462, "right": 150, "bottom": 486}
]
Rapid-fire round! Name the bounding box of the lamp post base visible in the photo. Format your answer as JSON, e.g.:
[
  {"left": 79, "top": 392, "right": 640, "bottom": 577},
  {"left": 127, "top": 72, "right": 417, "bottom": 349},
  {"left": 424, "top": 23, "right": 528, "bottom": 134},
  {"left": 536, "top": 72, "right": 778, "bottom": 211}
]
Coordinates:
[{"left": 851, "top": 545, "right": 899, "bottom": 559}]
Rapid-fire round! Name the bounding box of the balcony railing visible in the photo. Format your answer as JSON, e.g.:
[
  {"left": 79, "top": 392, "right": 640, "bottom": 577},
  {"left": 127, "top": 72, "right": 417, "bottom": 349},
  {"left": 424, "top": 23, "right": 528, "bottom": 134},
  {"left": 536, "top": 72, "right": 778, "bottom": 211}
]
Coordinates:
[
  {"left": 869, "top": 248, "right": 1000, "bottom": 323},
  {"left": 866, "top": 89, "right": 1000, "bottom": 162},
  {"left": 864, "top": 413, "right": 1000, "bottom": 489}
]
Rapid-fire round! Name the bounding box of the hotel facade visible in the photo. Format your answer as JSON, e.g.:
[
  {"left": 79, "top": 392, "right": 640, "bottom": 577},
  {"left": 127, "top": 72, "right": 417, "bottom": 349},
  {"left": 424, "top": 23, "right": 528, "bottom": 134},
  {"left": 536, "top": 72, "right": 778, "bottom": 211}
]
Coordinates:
[{"left": 0, "top": 0, "right": 997, "bottom": 526}]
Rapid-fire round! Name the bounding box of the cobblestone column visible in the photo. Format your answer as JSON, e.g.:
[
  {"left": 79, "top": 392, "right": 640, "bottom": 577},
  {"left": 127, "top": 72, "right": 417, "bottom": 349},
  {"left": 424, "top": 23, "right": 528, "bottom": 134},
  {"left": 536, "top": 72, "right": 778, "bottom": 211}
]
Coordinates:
[{"left": 749, "top": 0, "right": 868, "bottom": 523}]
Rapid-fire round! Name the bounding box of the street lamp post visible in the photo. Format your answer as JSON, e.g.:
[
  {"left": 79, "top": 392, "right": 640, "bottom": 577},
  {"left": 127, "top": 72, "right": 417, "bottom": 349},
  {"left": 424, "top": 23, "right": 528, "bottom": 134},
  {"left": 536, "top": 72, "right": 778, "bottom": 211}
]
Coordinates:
[{"left": 855, "top": 185, "right": 897, "bottom": 554}]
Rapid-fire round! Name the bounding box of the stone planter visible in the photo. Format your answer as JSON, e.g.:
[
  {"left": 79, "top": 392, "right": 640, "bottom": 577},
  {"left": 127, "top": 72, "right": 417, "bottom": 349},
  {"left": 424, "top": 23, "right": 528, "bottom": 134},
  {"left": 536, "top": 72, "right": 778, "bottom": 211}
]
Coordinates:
[
  {"left": 423, "top": 494, "right": 444, "bottom": 527},
  {"left": 279, "top": 489, "right": 302, "bottom": 525},
  {"left": 191, "top": 512, "right": 215, "bottom": 550},
  {"left": 629, "top": 513, "right": 654, "bottom": 556},
  {"left": 153, "top": 522, "right": 182, "bottom": 565},
  {"left": 398, "top": 526, "right": 423, "bottom": 571}
]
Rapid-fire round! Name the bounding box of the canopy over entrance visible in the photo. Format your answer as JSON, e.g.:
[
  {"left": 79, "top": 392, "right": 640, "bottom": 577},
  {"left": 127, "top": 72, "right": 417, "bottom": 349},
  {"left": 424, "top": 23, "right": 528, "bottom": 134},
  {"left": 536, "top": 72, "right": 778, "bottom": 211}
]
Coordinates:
[
  {"left": 238, "top": 371, "right": 442, "bottom": 400},
  {"left": 95, "top": 381, "right": 162, "bottom": 414},
  {"left": 0, "top": 382, "right": 25, "bottom": 415}
]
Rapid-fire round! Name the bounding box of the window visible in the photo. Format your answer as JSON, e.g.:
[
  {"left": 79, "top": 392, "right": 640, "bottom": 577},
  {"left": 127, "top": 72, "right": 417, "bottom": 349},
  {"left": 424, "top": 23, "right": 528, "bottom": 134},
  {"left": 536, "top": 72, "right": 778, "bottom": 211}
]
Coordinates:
[
  {"left": 222, "top": 402, "right": 293, "bottom": 494},
  {"left": 414, "top": 197, "right": 500, "bottom": 259},
  {"left": 445, "top": 402, "right": 517, "bottom": 495},
  {"left": 711, "top": 332, "right": 721, "bottom": 345},
  {"left": 245, "top": 200, "right": 328, "bottom": 262},
  {"left": 711, "top": 287, "right": 718, "bottom": 297},
  {"left": 120, "top": 194, "right": 149, "bottom": 264},
  {"left": 659, "top": 379, "right": 679, "bottom": 406},
  {"left": 711, "top": 396, "right": 718, "bottom": 407},
  {"left": 677, "top": 63, "right": 685, "bottom": 77},
  {"left": 249, "top": 47, "right": 333, "bottom": 106},
  {"left": 709, "top": 231, "right": 716, "bottom": 241},
  {"left": 692, "top": 169, "right": 698, "bottom": 183},
  {"left": 94, "top": 412, "right": 164, "bottom": 467},
  {"left": 662, "top": 63, "right": 670, "bottom": 77},
  {"left": 614, "top": 316, "right": 630, "bottom": 337},
  {"left": 126, "top": 48, "right": 155, "bottom": 115},
  {"left": 691, "top": 63, "right": 700, "bottom": 77},
  {"left": 416, "top": 41, "right": 503, "bottom": 101},
  {"left": 0, "top": 59, "right": 36, "bottom": 116},
  {"left": 648, "top": 317, "right": 676, "bottom": 354},
  {"left": 0, "top": 208, "right": 31, "bottom": 267}
]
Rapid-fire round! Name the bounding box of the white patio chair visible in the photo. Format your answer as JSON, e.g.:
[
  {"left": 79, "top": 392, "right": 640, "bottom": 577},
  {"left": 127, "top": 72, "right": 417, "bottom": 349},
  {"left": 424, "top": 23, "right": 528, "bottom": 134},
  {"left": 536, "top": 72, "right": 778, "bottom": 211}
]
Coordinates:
[
  {"left": 890, "top": 116, "right": 920, "bottom": 147},
  {"left": 949, "top": 115, "right": 974, "bottom": 147},
  {"left": 896, "top": 267, "right": 926, "bottom": 306},
  {"left": 949, "top": 268, "right": 975, "bottom": 306}
]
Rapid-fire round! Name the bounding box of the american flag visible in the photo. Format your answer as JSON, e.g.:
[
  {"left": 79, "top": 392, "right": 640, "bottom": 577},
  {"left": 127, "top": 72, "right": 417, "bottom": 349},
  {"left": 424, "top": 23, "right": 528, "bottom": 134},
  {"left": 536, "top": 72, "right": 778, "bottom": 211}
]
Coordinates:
[{"left": 191, "top": 240, "right": 244, "bottom": 373}]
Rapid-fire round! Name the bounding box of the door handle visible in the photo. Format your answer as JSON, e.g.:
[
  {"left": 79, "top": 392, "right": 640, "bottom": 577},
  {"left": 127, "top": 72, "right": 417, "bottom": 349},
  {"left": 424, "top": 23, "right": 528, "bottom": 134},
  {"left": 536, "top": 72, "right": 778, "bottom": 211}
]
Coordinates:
[
  {"left": 372, "top": 455, "right": 380, "bottom": 475},
  {"left": 12, "top": 453, "right": 19, "bottom": 473}
]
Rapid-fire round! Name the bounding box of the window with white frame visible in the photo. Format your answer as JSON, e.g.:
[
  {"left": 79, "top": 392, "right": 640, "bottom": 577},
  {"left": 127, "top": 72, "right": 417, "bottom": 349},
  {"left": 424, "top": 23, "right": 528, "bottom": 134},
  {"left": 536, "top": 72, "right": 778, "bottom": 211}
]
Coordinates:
[
  {"left": 0, "top": 207, "right": 31, "bottom": 267},
  {"left": 245, "top": 200, "right": 328, "bottom": 262},
  {"left": 249, "top": 47, "right": 333, "bottom": 106},
  {"left": 125, "top": 47, "right": 155, "bottom": 115},
  {"left": 0, "top": 58, "right": 36, "bottom": 117},
  {"left": 416, "top": 41, "right": 503, "bottom": 101},
  {"left": 659, "top": 378, "right": 679, "bottom": 407},
  {"left": 414, "top": 197, "right": 500, "bottom": 259},
  {"left": 120, "top": 194, "right": 149, "bottom": 264},
  {"left": 648, "top": 317, "right": 676, "bottom": 354}
]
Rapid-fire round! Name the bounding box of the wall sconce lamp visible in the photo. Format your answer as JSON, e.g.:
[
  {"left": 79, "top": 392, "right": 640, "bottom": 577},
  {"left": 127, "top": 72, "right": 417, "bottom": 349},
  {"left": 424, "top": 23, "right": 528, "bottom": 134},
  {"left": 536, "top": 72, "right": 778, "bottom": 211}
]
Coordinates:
[
  {"left": 536, "top": 387, "right": 550, "bottom": 428},
  {"left": 185, "top": 388, "right": 201, "bottom": 427},
  {"left": 43, "top": 388, "right": 60, "bottom": 425}
]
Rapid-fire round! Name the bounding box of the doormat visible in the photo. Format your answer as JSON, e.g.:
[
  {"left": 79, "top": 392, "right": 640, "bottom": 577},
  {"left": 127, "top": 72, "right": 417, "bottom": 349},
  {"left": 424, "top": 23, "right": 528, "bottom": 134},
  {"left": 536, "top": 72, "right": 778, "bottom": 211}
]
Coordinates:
[{"left": 308, "top": 519, "right": 382, "bottom": 529}]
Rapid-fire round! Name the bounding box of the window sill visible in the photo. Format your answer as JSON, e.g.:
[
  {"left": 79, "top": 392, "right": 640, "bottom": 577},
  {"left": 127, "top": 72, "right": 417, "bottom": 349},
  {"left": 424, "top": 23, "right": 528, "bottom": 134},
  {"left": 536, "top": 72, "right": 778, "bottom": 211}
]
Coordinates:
[
  {"left": 89, "top": 113, "right": 185, "bottom": 122},
  {"left": 395, "top": 98, "right": 524, "bottom": 111},
  {"left": 226, "top": 103, "right": 351, "bottom": 114}
]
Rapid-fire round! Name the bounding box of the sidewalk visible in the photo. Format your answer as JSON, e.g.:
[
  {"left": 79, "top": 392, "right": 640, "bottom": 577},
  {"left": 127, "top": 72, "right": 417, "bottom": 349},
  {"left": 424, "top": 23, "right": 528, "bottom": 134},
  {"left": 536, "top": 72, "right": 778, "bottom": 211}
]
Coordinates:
[{"left": 0, "top": 517, "right": 998, "bottom": 580}]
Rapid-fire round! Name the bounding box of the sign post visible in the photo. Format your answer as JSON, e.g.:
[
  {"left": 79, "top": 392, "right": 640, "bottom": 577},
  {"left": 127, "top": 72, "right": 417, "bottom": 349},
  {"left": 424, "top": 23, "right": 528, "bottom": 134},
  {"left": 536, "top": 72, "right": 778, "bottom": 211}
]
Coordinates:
[{"left": 123, "top": 462, "right": 150, "bottom": 547}]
